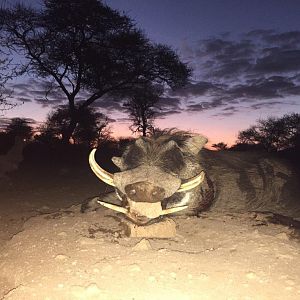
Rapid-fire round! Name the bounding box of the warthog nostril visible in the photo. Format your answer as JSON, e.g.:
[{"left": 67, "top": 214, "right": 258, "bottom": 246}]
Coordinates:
[{"left": 125, "top": 181, "right": 166, "bottom": 203}]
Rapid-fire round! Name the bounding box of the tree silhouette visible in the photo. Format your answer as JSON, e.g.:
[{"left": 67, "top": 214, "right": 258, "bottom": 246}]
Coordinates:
[
  {"left": 123, "top": 84, "right": 162, "bottom": 136},
  {"left": 212, "top": 142, "right": 228, "bottom": 151},
  {"left": 39, "top": 106, "right": 109, "bottom": 146},
  {"left": 6, "top": 117, "right": 33, "bottom": 140},
  {"left": 0, "top": 55, "right": 15, "bottom": 112},
  {"left": 237, "top": 113, "right": 300, "bottom": 151},
  {"left": 0, "top": 0, "right": 191, "bottom": 142}
]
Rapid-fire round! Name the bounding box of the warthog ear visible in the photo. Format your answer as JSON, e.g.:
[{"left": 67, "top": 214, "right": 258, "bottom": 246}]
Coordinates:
[
  {"left": 162, "top": 140, "right": 178, "bottom": 152},
  {"left": 135, "top": 137, "right": 150, "bottom": 148},
  {"left": 184, "top": 135, "right": 208, "bottom": 154},
  {"left": 111, "top": 156, "right": 125, "bottom": 170}
]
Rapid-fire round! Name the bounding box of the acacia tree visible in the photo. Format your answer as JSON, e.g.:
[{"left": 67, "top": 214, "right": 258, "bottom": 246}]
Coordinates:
[
  {"left": 0, "top": 0, "right": 191, "bottom": 142},
  {"left": 212, "top": 142, "right": 228, "bottom": 151},
  {"left": 39, "top": 106, "right": 109, "bottom": 146},
  {"left": 6, "top": 117, "right": 33, "bottom": 140},
  {"left": 237, "top": 113, "right": 300, "bottom": 151},
  {"left": 123, "top": 84, "right": 162, "bottom": 136},
  {"left": 5, "top": 118, "right": 34, "bottom": 140}
]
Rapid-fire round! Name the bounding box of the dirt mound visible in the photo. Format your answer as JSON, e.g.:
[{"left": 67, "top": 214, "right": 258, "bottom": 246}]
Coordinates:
[{"left": 1, "top": 207, "right": 300, "bottom": 300}]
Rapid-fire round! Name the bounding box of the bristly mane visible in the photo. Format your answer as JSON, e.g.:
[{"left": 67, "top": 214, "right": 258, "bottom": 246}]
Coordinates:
[
  {"left": 122, "top": 129, "right": 195, "bottom": 173},
  {"left": 149, "top": 128, "right": 193, "bottom": 148}
]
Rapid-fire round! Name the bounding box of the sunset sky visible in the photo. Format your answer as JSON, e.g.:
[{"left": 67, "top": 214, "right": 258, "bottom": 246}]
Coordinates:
[{"left": 2, "top": 0, "right": 300, "bottom": 145}]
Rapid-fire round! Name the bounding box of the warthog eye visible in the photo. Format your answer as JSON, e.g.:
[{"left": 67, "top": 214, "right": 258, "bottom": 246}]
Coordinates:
[
  {"left": 160, "top": 149, "right": 185, "bottom": 174},
  {"left": 123, "top": 147, "right": 144, "bottom": 169}
]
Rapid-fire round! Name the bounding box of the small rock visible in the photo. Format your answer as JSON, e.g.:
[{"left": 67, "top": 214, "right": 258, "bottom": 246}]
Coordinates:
[
  {"left": 246, "top": 272, "right": 257, "bottom": 279},
  {"left": 54, "top": 254, "right": 68, "bottom": 260},
  {"left": 58, "top": 231, "right": 67, "bottom": 236},
  {"left": 85, "top": 283, "right": 101, "bottom": 296},
  {"left": 132, "top": 239, "right": 152, "bottom": 251},
  {"left": 41, "top": 205, "right": 50, "bottom": 210},
  {"left": 125, "top": 218, "right": 177, "bottom": 238},
  {"left": 275, "top": 232, "right": 289, "bottom": 240}
]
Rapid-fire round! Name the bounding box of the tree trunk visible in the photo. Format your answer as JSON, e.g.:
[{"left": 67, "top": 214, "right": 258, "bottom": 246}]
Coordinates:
[
  {"left": 62, "top": 117, "right": 78, "bottom": 144},
  {"left": 201, "top": 150, "right": 300, "bottom": 218}
]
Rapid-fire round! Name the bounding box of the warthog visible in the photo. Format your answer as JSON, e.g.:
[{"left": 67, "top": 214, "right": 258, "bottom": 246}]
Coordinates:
[{"left": 88, "top": 131, "right": 214, "bottom": 224}]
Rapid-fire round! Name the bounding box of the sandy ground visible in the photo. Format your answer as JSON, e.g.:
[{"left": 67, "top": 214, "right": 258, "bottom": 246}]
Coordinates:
[{"left": 1, "top": 165, "right": 300, "bottom": 300}]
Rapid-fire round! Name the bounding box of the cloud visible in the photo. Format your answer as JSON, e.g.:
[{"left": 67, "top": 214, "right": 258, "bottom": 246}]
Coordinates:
[
  {"left": 172, "top": 30, "right": 300, "bottom": 116},
  {"left": 250, "top": 101, "right": 285, "bottom": 110},
  {"left": 254, "top": 49, "right": 300, "bottom": 73},
  {"left": 171, "top": 81, "right": 225, "bottom": 98},
  {"left": 7, "top": 29, "right": 300, "bottom": 122},
  {"left": 228, "top": 76, "right": 296, "bottom": 99},
  {"left": 153, "top": 96, "right": 183, "bottom": 118},
  {"left": 91, "top": 96, "right": 124, "bottom": 111},
  {"left": 195, "top": 30, "right": 300, "bottom": 78},
  {"left": 155, "top": 109, "right": 181, "bottom": 117}
]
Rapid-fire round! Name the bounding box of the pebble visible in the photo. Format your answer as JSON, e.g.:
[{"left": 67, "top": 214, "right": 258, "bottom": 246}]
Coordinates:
[
  {"left": 54, "top": 254, "right": 68, "bottom": 260},
  {"left": 246, "top": 272, "right": 257, "bottom": 279},
  {"left": 275, "top": 232, "right": 289, "bottom": 240},
  {"left": 58, "top": 231, "right": 67, "bottom": 236},
  {"left": 132, "top": 239, "right": 152, "bottom": 251},
  {"left": 85, "top": 283, "right": 102, "bottom": 296}
]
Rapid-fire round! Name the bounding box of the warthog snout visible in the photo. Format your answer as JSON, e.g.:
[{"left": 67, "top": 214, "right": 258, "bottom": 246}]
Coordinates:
[{"left": 125, "top": 181, "right": 165, "bottom": 203}]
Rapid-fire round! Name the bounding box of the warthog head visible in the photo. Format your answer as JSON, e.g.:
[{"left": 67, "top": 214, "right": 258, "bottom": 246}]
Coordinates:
[{"left": 89, "top": 131, "right": 208, "bottom": 224}]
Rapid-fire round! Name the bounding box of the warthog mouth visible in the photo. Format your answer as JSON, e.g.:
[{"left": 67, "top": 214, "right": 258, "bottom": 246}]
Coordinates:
[{"left": 89, "top": 149, "right": 205, "bottom": 224}]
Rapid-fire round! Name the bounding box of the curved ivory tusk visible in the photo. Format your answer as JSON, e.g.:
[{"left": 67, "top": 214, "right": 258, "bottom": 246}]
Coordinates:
[
  {"left": 177, "top": 171, "right": 205, "bottom": 192},
  {"left": 161, "top": 205, "right": 188, "bottom": 215},
  {"left": 89, "top": 149, "right": 115, "bottom": 186},
  {"left": 97, "top": 200, "right": 128, "bottom": 214}
]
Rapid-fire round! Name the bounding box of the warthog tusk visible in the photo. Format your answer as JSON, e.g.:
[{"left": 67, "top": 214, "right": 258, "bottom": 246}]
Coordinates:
[
  {"left": 89, "top": 149, "right": 115, "bottom": 187},
  {"left": 161, "top": 205, "right": 188, "bottom": 215},
  {"left": 97, "top": 200, "right": 128, "bottom": 214},
  {"left": 177, "top": 171, "right": 205, "bottom": 192}
]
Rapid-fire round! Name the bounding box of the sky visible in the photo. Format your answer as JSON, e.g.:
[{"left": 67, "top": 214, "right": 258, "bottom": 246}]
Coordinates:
[{"left": 2, "top": 0, "right": 300, "bottom": 145}]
